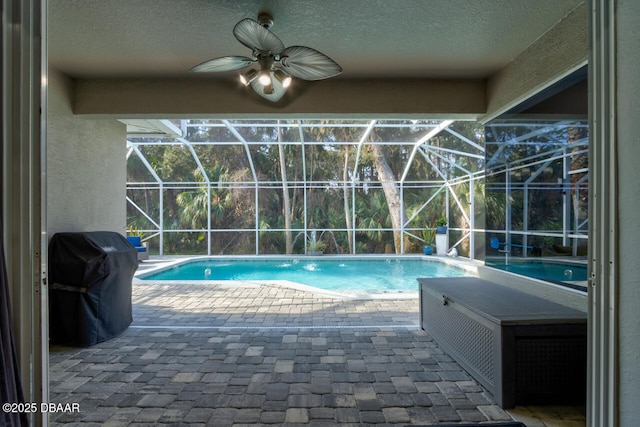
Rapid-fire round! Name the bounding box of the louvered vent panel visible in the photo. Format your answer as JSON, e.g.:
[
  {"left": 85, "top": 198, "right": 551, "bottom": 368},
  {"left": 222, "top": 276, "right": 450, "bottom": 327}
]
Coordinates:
[
  {"left": 515, "top": 338, "right": 587, "bottom": 395},
  {"left": 422, "top": 293, "right": 495, "bottom": 383}
]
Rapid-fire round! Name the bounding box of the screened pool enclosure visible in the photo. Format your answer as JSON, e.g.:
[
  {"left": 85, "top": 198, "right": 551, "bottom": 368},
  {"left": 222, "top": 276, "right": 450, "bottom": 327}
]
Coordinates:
[{"left": 126, "top": 119, "right": 588, "bottom": 263}]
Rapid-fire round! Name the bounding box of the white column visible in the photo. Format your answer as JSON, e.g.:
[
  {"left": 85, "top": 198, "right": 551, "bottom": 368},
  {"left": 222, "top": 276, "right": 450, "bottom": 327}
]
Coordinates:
[
  {"left": 589, "top": 0, "right": 640, "bottom": 425},
  {"left": 435, "top": 234, "right": 448, "bottom": 256},
  {"left": 2, "top": 0, "right": 48, "bottom": 425}
]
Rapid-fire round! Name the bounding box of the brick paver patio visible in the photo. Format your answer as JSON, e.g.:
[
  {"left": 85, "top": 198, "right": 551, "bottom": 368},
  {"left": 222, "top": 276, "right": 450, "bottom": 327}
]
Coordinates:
[{"left": 48, "top": 278, "right": 583, "bottom": 425}]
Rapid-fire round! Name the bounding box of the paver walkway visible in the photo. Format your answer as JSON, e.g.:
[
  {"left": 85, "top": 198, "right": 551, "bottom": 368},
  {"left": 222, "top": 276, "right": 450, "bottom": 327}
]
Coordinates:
[{"left": 49, "top": 280, "right": 517, "bottom": 426}]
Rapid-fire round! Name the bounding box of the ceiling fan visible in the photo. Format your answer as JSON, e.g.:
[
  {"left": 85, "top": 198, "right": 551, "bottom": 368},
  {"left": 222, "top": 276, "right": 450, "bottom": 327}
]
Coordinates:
[{"left": 191, "top": 13, "right": 343, "bottom": 102}]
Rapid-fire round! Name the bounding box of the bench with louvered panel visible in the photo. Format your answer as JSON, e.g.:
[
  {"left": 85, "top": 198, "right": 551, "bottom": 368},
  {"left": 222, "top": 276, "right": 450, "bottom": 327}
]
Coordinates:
[{"left": 418, "top": 277, "right": 587, "bottom": 408}]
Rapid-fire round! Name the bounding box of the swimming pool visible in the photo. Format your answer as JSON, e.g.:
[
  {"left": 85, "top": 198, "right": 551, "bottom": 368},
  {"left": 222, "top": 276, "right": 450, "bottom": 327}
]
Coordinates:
[
  {"left": 138, "top": 257, "right": 474, "bottom": 293},
  {"left": 487, "top": 259, "right": 588, "bottom": 288}
]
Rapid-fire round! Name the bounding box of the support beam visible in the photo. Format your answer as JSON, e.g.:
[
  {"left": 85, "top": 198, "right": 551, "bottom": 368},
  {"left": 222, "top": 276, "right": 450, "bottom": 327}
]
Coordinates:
[
  {"left": 400, "top": 120, "right": 452, "bottom": 183},
  {"left": 73, "top": 78, "right": 486, "bottom": 119}
]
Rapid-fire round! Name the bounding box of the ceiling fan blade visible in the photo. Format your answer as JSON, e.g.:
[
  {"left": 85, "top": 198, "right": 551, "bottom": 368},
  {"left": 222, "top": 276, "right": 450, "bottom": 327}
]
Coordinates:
[
  {"left": 279, "top": 46, "right": 343, "bottom": 80},
  {"left": 233, "top": 18, "right": 285, "bottom": 54},
  {"left": 249, "top": 78, "right": 287, "bottom": 102},
  {"left": 190, "top": 56, "right": 255, "bottom": 72}
]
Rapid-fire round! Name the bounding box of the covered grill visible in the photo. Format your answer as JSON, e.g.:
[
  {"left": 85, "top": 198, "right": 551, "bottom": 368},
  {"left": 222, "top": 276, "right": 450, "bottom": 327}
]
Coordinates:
[{"left": 49, "top": 231, "right": 137, "bottom": 346}]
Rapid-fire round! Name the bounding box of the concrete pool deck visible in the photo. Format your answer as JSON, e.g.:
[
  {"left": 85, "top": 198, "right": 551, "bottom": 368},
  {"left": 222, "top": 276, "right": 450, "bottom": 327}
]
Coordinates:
[{"left": 48, "top": 257, "right": 586, "bottom": 426}]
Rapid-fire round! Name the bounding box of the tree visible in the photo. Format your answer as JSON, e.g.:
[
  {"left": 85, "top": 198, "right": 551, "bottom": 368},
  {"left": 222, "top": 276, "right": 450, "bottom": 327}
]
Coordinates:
[
  {"left": 356, "top": 191, "right": 393, "bottom": 252},
  {"left": 126, "top": 119, "right": 488, "bottom": 256},
  {"left": 176, "top": 165, "right": 231, "bottom": 229},
  {"left": 343, "top": 148, "right": 354, "bottom": 253},
  {"left": 277, "top": 122, "right": 293, "bottom": 254},
  {"left": 370, "top": 144, "right": 406, "bottom": 254}
]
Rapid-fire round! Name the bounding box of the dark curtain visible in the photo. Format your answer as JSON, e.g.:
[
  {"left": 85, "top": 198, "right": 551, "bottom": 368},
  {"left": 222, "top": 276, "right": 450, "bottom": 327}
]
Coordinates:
[{"left": 0, "top": 215, "right": 28, "bottom": 426}]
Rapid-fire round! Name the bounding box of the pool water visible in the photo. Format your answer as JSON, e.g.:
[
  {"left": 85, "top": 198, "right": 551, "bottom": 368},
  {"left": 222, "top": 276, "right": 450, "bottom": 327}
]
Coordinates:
[
  {"left": 488, "top": 260, "right": 588, "bottom": 283},
  {"left": 139, "top": 258, "right": 472, "bottom": 293}
]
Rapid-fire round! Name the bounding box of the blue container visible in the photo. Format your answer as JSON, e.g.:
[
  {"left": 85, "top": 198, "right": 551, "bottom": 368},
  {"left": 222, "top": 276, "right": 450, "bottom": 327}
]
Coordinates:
[{"left": 423, "top": 245, "right": 433, "bottom": 255}]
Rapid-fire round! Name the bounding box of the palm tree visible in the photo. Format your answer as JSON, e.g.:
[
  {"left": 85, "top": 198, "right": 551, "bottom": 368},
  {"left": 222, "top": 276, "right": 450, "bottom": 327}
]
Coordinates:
[
  {"left": 176, "top": 165, "right": 232, "bottom": 229},
  {"left": 356, "top": 191, "right": 393, "bottom": 252}
]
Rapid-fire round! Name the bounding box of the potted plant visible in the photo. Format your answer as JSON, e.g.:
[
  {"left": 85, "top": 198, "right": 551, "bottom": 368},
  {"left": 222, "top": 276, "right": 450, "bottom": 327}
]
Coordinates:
[
  {"left": 127, "top": 224, "right": 142, "bottom": 237},
  {"left": 307, "top": 239, "right": 326, "bottom": 255},
  {"left": 422, "top": 226, "right": 435, "bottom": 255},
  {"left": 436, "top": 216, "right": 448, "bottom": 234}
]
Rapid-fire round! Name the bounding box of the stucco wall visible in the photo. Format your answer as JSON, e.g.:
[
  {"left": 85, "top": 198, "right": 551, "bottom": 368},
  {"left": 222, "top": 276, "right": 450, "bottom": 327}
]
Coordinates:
[{"left": 47, "top": 69, "right": 127, "bottom": 237}]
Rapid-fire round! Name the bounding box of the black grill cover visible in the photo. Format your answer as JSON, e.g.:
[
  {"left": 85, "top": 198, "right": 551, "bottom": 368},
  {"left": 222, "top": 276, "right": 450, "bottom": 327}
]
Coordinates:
[{"left": 49, "top": 231, "right": 137, "bottom": 346}]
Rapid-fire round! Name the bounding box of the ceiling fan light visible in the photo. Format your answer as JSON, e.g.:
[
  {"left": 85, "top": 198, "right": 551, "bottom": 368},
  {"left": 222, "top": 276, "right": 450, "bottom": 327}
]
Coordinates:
[
  {"left": 258, "top": 71, "right": 272, "bottom": 86},
  {"left": 263, "top": 82, "right": 275, "bottom": 94},
  {"left": 239, "top": 69, "right": 258, "bottom": 86},
  {"left": 192, "top": 16, "right": 341, "bottom": 103},
  {"left": 274, "top": 70, "right": 292, "bottom": 88}
]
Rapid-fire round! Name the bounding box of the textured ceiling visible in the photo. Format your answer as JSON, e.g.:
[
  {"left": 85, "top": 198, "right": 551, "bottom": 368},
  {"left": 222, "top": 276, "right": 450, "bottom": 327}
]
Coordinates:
[{"left": 49, "top": 0, "right": 583, "bottom": 81}]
